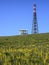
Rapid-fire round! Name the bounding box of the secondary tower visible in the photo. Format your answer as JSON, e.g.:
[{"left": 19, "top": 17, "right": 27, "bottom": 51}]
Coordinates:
[{"left": 19, "top": 30, "right": 28, "bottom": 35}]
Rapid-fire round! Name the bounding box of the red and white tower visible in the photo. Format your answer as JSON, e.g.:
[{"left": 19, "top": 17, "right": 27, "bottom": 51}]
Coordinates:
[{"left": 32, "top": 4, "right": 38, "bottom": 34}]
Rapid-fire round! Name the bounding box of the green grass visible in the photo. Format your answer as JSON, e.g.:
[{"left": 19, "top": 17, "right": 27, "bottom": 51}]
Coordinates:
[
  {"left": 0, "top": 33, "right": 49, "bottom": 46},
  {"left": 0, "top": 33, "right": 49, "bottom": 65}
]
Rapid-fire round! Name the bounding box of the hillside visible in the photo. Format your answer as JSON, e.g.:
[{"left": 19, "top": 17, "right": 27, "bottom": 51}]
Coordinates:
[
  {"left": 0, "top": 33, "right": 49, "bottom": 47},
  {"left": 0, "top": 33, "right": 49, "bottom": 65}
]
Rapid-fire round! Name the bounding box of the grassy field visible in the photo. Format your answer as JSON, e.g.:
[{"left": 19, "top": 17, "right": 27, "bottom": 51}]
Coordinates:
[{"left": 0, "top": 33, "right": 49, "bottom": 65}]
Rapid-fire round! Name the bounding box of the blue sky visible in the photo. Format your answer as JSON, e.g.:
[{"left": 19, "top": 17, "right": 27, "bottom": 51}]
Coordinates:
[{"left": 0, "top": 0, "right": 49, "bottom": 36}]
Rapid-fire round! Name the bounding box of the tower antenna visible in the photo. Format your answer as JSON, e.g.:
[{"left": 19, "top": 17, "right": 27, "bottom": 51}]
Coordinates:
[{"left": 32, "top": 4, "right": 39, "bottom": 34}]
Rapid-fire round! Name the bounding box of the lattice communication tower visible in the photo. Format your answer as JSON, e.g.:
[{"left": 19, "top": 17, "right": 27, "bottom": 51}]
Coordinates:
[{"left": 32, "top": 4, "right": 38, "bottom": 34}]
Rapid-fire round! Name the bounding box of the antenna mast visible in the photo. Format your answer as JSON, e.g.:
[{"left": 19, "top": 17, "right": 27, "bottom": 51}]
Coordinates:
[{"left": 32, "top": 4, "right": 38, "bottom": 34}]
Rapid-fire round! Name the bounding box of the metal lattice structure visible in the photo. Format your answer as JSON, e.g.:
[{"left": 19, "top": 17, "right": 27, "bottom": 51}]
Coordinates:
[{"left": 32, "top": 4, "right": 38, "bottom": 34}]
